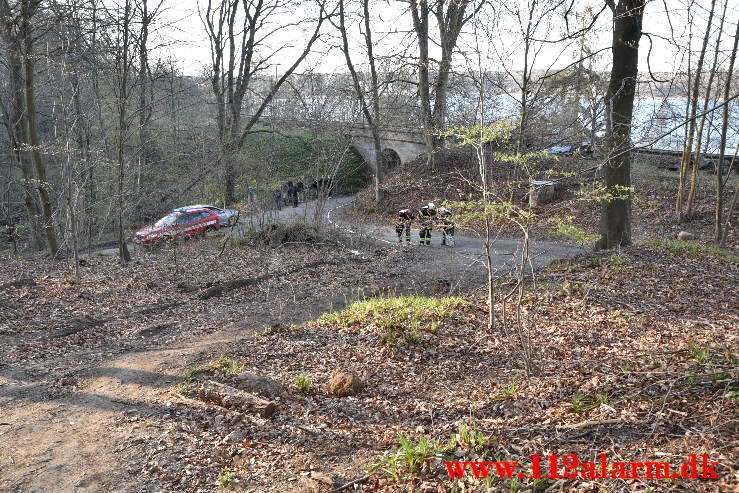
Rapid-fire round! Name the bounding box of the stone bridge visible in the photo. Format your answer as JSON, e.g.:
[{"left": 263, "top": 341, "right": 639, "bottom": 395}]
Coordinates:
[
  {"left": 346, "top": 126, "right": 427, "bottom": 169},
  {"left": 249, "top": 114, "right": 736, "bottom": 172},
  {"left": 249, "top": 115, "right": 427, "bottom": 168}
]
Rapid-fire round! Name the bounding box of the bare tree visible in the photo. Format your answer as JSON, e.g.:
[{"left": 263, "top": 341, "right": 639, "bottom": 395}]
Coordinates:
[
  {"left": 0, "top": 10, "right": 45, "bottom": 250},
  {"left": 136, "top": 0, "right": 164, "bottom": 199},
  {"left": 0, "top": 0, "right": 59, "bottom": 256},
  {"left": 598, "top": 0, "right": 645, "bottom": 250},
  {"left": 335, "top": 0, "right": 383, "bottom": 202},
  {"left": 490, "top": 0, "right": 600, "bottom": 152},
  {"left": 675, "top": 0, "right": 716, "bottom": 223},
  {"left": 684, "top": 0, "right": 728, "bottom": 220},
  {"left": 716, "top": 18, "right": 739, "bottom": 244},
  {"left": 200, "top": 0, "right": 329, "bottom": 205},
  {"left": 112, "top": 0, "right": 135, "bottom": 263},
  {"left": 408, "top": 0, "right": 484, "bottom": 157}
]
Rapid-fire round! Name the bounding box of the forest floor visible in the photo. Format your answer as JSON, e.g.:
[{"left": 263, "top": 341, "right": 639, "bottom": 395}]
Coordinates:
[{"left": 0, "top": 192, "right": 737, "bottom": 492}]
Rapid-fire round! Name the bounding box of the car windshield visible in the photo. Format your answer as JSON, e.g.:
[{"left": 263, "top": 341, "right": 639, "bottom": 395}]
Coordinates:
[{"left": 154, "top": 214, "right": 178, "bottom": 228}]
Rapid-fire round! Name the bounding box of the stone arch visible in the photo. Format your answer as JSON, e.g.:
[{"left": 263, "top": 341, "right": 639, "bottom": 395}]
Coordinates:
[{"left": 381, "top": 148, "right": 401, "bottom": 171}]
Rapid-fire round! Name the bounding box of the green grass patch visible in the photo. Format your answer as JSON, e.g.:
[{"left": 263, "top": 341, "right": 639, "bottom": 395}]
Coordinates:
[
  {"left": 372, "top": 433, "right": 455, "bottom": 480},
  {"left": 454, "top": 423, "right": 489, "bottom": 454},
  {"left": 492, "top": 374, "right": 523, "bottom": 401},
  {"left": 217, "top": 468, "right": 238, "bottom": 488},
  {"left": 687, "top": 343, "right": 712, "bottom": 364},
  {"left": 211, "top": 357, "right": 245, "bottom": 378},
  {"left": 173, "top": 380, "right": 197, "bottom": 397},
  {"left": 294, "top": 374, "right": 315, "bottom": 392},
  {"left": 646, "top": 240, "right": 739, "bottom": 264},
  {"left": 568, "top": 392, "right": 610, "bottom": 415},
  {"left": 317, "top": 295, "right": 469, "bottom": 346},
  {"left": 372, "top": 423, "right": 491, "bottom": 480}
]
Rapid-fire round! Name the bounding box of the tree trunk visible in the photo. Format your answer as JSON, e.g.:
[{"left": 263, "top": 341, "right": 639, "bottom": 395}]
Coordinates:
[
  {"left": 599, "top": 0, "right": 644, "bottom": 250},
  {"left": 676, "top": 0, "right": 716, "bottom": 222},
  {"left": 409, "top": 0, "right": 434, "bottom": 162},
  {"left": 70, "top": 68, "right": 94, "bottom": 253},
  {"left": 685, "top": 1, "right": 728, "bottom": 217},
  {"left": 720, "top": 166, "right": 737, "bottom": 247},
  {"left": 116, "top": 0, "right": 133, "bottom": 264},
  {"left": 714, "top": 15, "right": 739, "bottom": 242},
  {"left": 198, "top": 381, "right": 277, "bottom": 417},
  {"left": 517, "top": 1, "right": 536, "bottom": 153},
  {"left": 686, "top": 0, "right": 725, "bottom": 219},
  {"left": 22, "top": 0, "right": 59, "bottom": 256},
  {"left": 138, "top": 0, "right": 152, "bottom": 199},
  {"left": 339, "top": 0, "right": 383, "bottom": 202},
  {"left": 3, "top": 43, "right": 44, "bottom": 250}
]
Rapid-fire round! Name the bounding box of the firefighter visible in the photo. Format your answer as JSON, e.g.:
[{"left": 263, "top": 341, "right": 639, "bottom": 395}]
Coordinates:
[
  {"left": 418, "top": 202, "right": 436, "bottom": 245},
  {"left": 437, "top": 206, "right": 455, "bottom": 247},
  {"left": 395, "top": 209, "right": 414, "bottom": 244}
]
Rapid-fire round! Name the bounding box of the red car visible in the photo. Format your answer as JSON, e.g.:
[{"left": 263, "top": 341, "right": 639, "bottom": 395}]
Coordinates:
[{"left": 134, "top": 208, "right": 220, "bottom": 245}]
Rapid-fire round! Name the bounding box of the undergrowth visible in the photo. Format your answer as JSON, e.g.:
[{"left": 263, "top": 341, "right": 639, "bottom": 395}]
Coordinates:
[
  {"left": 646, "top": 239, "right": 739, "bottom": 264},
  {"left": 316, "top": 295, "right": 469, "bottom": 346}
]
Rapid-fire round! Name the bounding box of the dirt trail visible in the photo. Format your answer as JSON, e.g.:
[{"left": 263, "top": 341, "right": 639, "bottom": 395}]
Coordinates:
[
  {"left": 0, "top": 196, "right": 582, "bottom": 492},
  {"left": 1, "top": 335, "right": 220, "bottom": 492}
]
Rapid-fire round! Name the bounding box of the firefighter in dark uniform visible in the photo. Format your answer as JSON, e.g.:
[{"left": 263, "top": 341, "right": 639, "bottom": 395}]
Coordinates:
[
  {"left": 437, "top": 206, "right": 455, "bottom": 247},
  {"left": 418, "top": 202, "right": 436, "bottom": 245},
  {"left": 395, "top": 209, "right": 414, "bottom": 244}
]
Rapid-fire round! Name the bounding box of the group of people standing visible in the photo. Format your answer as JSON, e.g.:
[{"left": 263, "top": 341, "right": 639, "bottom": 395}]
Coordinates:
[
  {"left": 272, "top": 178, "right": 334, "bottom": 211},
  {"left": 395, "top": 202, "right": 455, "bottom": 247},
  {"left": 273, "top": 181, "right": 302, "bottom": 210}
]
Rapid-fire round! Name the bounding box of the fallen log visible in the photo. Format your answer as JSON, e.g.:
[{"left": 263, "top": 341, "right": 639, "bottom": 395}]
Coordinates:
[
  {"left": 198, "top": 381, "right": 277, "bottom": 418},
  {"left": 198, "top": 276, "right": 266, "bottom": 300},
  {"left": 133, "top": 301, "right": 184, "bottom": 316},
  {"left": 198, "top": 258, "right": 368, "bottom": 300},
  {"left": 1, "top": 278, "right": 36, "bottom": 290}
]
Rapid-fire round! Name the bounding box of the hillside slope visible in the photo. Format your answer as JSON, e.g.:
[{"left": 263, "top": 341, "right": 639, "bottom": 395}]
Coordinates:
[{"left": 352, "top": 146, "right": 737, "bottom": 250}]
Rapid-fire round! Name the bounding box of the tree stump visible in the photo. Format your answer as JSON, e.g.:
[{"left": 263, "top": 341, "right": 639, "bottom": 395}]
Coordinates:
[{"left": 529, "top": 180, "right": 555, "bottom": 207}]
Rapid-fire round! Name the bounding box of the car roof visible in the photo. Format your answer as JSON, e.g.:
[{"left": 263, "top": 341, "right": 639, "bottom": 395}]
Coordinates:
[
  {"left": 173, "top": 208, "right": 213, "bottom": 215},
  {"left": 174, "top": 204, "right": 220, "bottom": 211}
]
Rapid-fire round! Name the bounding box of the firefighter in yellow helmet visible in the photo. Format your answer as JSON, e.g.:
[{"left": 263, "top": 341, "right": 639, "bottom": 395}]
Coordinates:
[
  {"left": 437, "top": 206, "right": 455, "bottom": 247},
  {"left": 418, "top": 202, "right": 436, "bottom": 245}
]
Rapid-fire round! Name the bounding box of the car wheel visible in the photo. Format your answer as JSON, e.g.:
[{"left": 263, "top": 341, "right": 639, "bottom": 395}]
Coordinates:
[{"left": 205, "top": 226, "right": 216, "bottom": 233}]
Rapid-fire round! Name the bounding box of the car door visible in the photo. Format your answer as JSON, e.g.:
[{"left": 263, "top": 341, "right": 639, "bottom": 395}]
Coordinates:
[
  {"left": 202, "top": 207, "right": 225, "bottom": 225},
  {"left": 194, "top": 211, "right": 213, "bottom": 235},
  {"left": 201, "top": 210, "right": 219, "bottom": 229},
  {"left": 191, "top": 211, "right": 215, "bottom": 236},
  {"left": 174, "top": 213, "right": 198, "bottom": 238}
]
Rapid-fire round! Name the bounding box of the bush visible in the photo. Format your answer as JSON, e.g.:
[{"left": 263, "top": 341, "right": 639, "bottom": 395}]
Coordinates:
[{"left": 244, "top": 223, "right": 327, "bottom": 248}]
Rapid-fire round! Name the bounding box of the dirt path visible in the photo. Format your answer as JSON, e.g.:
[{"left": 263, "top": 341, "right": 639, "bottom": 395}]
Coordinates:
[{"left": 0, "top": 196, "right": 583, "bottom": 492}]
